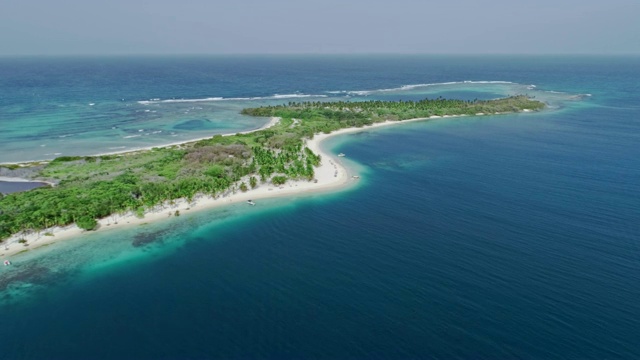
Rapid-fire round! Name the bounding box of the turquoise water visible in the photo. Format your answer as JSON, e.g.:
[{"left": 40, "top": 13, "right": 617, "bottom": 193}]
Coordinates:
[
  {"left": 1, "top": 56, "right": 639, "bottom": 359},
  {"left": 0, "top": 55, "right": 582, "bottom": 163}
]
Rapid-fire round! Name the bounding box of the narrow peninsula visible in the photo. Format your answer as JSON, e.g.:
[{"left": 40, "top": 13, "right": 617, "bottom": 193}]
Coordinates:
[{"left": 0, "top": 95, "right": 544, "bottom": 257}]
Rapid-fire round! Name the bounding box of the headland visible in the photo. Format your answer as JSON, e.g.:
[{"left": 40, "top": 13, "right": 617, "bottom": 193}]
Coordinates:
[{"left": 0, "top": 96, "right": 545, "bottom": 259}]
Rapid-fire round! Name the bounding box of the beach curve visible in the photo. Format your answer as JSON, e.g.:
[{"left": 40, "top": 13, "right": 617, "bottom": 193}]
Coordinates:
[{"left": 1, "top": 113, "right": 480, "bottom": 260}]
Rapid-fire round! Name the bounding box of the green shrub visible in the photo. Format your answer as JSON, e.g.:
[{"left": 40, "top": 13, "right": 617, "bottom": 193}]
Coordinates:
[
  {"left": 51, "top": 156, "right": 83, "bottom": 163},
  {"left": 272, "top": 176, "right": 287, "bottom": 185},
  {"left": 77, "top": 216, "right": 98, "bottom": 231},
  {"left": 204, "top": 165, "right": 225, "bottom": 178}
]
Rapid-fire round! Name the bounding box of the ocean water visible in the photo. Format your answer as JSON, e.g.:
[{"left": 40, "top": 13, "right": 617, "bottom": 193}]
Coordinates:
[{"left": 1, "top": 55, "right": 639, "bottom": 359}]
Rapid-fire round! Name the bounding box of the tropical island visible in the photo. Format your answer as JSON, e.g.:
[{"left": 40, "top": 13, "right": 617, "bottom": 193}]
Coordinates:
[{"left": 0, "top": 95, "right": 544, "bottom": 256}]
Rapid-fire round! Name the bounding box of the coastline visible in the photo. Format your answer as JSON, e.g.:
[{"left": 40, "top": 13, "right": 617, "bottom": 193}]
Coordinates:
[
  {"left": 0, "top": 117, "right": 281, "bottom": 188},
  {"left": 0, "top": 116, "right": 282, "bottom": 166},
  {"left": 0, "top": 177, "right": 56, "bottom": 189},
  {"left": 1, "top": 112, "right": 496, "bottom": 260},
  {"left": 92, "top": 116, "right": 283, "bottom": 159},
  {"left": 0, "top": 176, "right": 47, "bottom": 183}
]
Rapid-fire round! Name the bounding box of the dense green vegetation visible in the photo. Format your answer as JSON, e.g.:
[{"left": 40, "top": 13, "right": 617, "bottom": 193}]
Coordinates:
[
  {"left": 0, "top": 96, "right": 543, "bottom": 240},
  {"left": 242, "top": 95, "right": 545, "bottom": 134}
]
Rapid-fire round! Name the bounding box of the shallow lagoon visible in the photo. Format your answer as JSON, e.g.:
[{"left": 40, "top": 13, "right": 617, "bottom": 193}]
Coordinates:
[{"left": 0, "top": 180, "right": 47, "bottom": 194}]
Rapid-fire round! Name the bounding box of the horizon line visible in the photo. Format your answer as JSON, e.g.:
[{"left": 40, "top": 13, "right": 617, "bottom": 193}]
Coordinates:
[{"left": 1, "top": 52, "right": 639, "bottom": 58}]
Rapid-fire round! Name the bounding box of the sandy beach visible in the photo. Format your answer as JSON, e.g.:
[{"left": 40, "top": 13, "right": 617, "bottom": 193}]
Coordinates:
[{"left": 1, "top": 114, "right": 465, "bottom": 259}]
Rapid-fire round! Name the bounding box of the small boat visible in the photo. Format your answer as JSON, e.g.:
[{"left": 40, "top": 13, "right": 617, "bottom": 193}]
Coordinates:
[
  {"left": 4, "top": 260, "right": 11, "bottom": 266},
  {"left": 338, "top": 153, "right": 346, "bottom": 157},
  {"left": 352, "top": 175, "right": 360, "bottom": 179},
  {"left": 247, "top": 200, "right": 256, "bottom": 206}
]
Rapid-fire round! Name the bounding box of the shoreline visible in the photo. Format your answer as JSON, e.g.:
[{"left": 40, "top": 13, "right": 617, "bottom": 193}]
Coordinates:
[
  {"left": 0, "top": 176, "right": 49, "bottom": 183},
  {"left": 0, "top": 177, "right": 56, "bottom": 189},
  {"left": 0, "top": 116, "right": 281, "bottom": 166},
  {"left": 0, "top": 117, "right": 281, "bottom": 189},
  {"left": 1, "top": 112, "right": 503, "bottom": 260},
  {"left": 92, "top": 116, "right": 283, "bottom": 158}
]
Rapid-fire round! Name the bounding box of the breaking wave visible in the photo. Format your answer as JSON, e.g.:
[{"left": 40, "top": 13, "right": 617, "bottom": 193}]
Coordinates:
[
  {"left": 138, "top": 94, "right": 328, "bottom": 105},
  {"left": 329, "top": 80, "right": 518, "bottom": 96},
  {"left": 135, "top": 81, "right": 587, "bottom": 106}
]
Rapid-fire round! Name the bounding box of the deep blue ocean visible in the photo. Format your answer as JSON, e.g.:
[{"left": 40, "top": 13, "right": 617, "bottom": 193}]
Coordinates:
[{"left": 1, "top": 55, "right": 639, "bottom": 359}]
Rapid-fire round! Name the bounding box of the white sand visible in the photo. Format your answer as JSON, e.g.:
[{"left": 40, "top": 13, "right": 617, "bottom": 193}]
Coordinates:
[
  {"left": 0, "top": 177, "right": 41, "bottom": 183},
  {"left": 0, "top": 114, "right": 467, "bottom": 259}
]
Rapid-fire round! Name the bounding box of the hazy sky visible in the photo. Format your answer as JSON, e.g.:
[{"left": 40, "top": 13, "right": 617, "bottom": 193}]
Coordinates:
[{"left": 1, "top": 0, "right": 638, "bottom": 55}]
